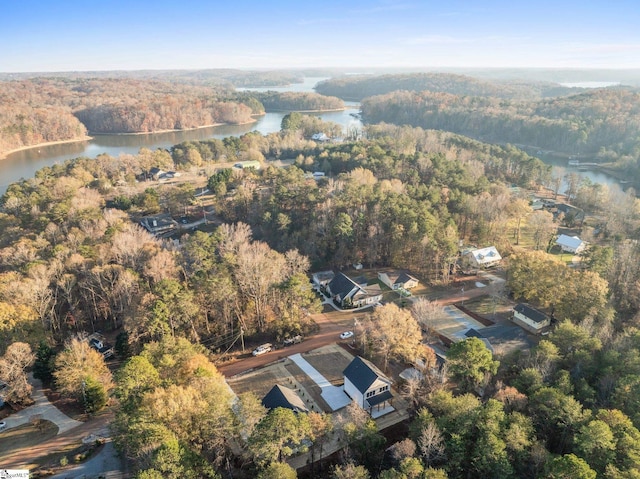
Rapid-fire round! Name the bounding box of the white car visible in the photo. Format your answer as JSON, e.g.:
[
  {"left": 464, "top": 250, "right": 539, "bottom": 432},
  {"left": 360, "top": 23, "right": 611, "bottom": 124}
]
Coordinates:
[
  {"left": 0, "top": 420, "right": 6, "bottom": 431},
  {"left": 340, "top": 331, "right": 354, "bottom": 340},
  {"left": 252, "top": 343, "right": 273, "bottom": 356}
]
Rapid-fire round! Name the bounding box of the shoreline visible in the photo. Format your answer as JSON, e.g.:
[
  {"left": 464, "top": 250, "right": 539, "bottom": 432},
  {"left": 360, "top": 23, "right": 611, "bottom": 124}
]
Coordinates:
[
  {"left": 0, "top": 136, "right": 94, "bottom": 161},
  {"left": 265, "top": 107, "right": 347, "bottom": 113},
  {"left": 0, "top": 119, "right": 260, "bottom": 160}
]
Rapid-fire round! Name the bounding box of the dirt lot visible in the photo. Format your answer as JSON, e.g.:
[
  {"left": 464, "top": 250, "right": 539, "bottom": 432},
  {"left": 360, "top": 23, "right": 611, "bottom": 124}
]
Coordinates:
[
  {"left": 302, "top": 347, "right": 353, "bottom": 384},
  {"left": 227, "top": 345, "right": 355, "bottom": 414}
]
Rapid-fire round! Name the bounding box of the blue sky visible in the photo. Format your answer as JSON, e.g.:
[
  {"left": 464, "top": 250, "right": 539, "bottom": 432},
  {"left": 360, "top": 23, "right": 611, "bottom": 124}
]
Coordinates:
[{"left": 3, "top": 0, "right": 640, "bottom": 72}]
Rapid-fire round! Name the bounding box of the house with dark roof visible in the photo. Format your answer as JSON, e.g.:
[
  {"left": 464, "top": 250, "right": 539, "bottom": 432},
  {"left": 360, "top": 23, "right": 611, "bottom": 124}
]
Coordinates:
[
  {"left": 554, "top": 203, "right": 585, "bottom": 225},
  {"left": 262, "top": 385, "right": 309, "bottom": 413},
  {"left": 327, "top": 272, "right": 382, "bottom": 309},
  {"left": 343, "top": 356, "right": 393, "bottom": 415},
  {"left": 378, "top": 270, "right": 419, "bottom": 291},
  {"left": 464, "top": 325, "right": 531, "bottom": 356},
  {"left": 312, "top": 270, "right": 335, "bottom": 290},
  {"left": 139, "top": 213, "right": 178, "bottom": 237},
  {"left": 513, "top": 303, "right": 551, "bottom": 333}
]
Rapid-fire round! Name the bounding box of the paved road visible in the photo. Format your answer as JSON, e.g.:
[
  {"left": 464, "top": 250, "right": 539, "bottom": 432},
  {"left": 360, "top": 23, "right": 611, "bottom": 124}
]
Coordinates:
[{"left": 48, "top": 438, "right": 125, "bottom": 479}]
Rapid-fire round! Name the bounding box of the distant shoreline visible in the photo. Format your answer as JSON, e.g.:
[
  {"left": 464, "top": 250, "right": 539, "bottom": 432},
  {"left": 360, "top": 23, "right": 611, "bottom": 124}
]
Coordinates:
[
  {"left": 0, "top": 118, "right": 261, "bottom": 160},
  {"left": 0, "top": 136, "right": 94, "bottom": 161}
]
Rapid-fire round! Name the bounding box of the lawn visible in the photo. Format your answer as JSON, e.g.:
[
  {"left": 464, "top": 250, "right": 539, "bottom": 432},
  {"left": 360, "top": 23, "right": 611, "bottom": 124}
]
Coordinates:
[{"left": 0, "top": 419, "right": 58, "bottom": 456}]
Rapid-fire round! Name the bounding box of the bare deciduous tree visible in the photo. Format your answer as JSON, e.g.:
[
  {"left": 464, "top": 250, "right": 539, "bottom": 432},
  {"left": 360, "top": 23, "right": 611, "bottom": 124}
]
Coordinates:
[{"left": 0, "top": 342, "right": 35, "bottom": 405}]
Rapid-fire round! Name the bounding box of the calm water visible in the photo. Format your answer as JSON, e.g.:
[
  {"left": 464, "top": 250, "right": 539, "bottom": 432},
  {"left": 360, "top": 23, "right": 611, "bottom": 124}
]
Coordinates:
[
  {"left": 0, "top": 76, "right": 622, "bottom": 194},
  {"left": 0, "top": 77, "right": 361, "bottom": 194}
]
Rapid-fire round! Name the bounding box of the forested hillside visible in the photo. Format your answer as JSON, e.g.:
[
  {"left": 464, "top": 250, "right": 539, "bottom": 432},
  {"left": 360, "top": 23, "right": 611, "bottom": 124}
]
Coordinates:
[
  {"left": 254, "top": 91, "right": 344, "bottom": 111},
  {"left": 361, "top": 88, "right": 640, "bottom": 174},
  {"left": 315, "top": 72, "right": 579, "bottom": 101},
  {"left": 3, "top": 122, "right": 640, "bottom": 477},
  {"left": 0, "top": 78, "right": 259, "bottom": 155}
]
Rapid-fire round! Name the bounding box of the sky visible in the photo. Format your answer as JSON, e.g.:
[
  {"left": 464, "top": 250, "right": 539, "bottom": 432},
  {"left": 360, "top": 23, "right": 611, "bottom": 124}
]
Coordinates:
[{"left": 3, "top": 0, "right": 640, "bottom": 72}]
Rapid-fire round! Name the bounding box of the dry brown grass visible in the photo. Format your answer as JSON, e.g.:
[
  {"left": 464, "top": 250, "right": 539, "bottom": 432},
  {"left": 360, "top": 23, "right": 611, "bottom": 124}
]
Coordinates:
[
  {"left": 0, "top": 420, "right": 58, "bottom": 457},
  {"left": 302, "top": 348, "right": 353, "bottom": 385}
]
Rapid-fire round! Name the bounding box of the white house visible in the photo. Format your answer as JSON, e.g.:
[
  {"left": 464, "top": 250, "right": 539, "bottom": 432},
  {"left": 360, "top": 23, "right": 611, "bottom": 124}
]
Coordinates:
[
  {"left": 311, "top": 132, "right": 329, "bottom": 142},
  {"left": 343, "top": 356, "right": 393, "bottom": 415},
  {"left": 378, "top": 271, "right": 419, "bottom": 290},
  {"left": 462, "top": 246, "right": 502, "bottom": 270},
  {"left": 513, "top": 303, "right": 550, "bottom": 333},
  {"left": 555, "top": 234, "right": 586, "bottom": 254}
]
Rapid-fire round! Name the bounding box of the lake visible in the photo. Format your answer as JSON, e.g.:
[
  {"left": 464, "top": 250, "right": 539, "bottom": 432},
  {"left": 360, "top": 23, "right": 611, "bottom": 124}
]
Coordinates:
[
  {"left": 0, "top": 78, "right": 362, "bottom": 194},
  {"left": 0, "top": 76, "right": 622, "bottom": 195}
]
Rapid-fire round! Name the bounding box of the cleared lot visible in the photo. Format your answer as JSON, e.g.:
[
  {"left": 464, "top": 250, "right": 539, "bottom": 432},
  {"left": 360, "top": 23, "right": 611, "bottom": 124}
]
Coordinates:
[{"left": 227, "top": 345, "right": 354, "bottom": 414}]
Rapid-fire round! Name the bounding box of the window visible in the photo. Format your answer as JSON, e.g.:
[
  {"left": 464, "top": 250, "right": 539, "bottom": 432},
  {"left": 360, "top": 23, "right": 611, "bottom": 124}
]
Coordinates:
[
  {"left": 379, "top": 386, "right": 388, "bottom": 393},
  {"left": 366, "top": 390, "right": 376, "bottom": 398}
]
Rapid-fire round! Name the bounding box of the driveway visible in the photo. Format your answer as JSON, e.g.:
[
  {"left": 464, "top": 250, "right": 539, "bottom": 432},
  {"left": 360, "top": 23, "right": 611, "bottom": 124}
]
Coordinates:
[
  {"left": 48, "top": 438, "right": 125, "bottom": 479},
  {"left": 1, "top": 374, "right": 83, "bottom": 434}
]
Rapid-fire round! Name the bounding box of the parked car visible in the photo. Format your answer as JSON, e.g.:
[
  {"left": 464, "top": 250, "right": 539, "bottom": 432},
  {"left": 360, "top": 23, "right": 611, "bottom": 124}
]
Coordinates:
[
  {"left": 252, "top": 343, "right": 273, "bottom": 356},
  {"left": 0, "top": 421, "right": 6, "bottom": 431},
  {"left": 283, "top": 335, "right": 303, "bottom": 347},
  {"left": 340, "top": 331, "right": 354, "bottom": 340}
]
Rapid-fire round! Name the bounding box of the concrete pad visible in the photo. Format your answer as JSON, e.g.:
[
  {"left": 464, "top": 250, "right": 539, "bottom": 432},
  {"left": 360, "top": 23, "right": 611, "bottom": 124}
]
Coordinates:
[
  {"left": 321, "top": 386, "right": 351, "bottom": 411},
  {"left": 371, "top": 404, "right": 395, "bottom": 418}
]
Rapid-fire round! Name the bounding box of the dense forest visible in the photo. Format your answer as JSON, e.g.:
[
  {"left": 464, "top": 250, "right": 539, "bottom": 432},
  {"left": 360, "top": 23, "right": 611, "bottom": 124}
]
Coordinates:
[
  {"left": 3, "top": 115, "right": 640, "bottom": 477},
  {"left": 361, "top": 88, "right": 640, "bottom": 176},
  {"left": 314, "top": 73, "right": 581, "bottom": 101},
  {"left": 253, "top": 91, "right": 344, "bottom": 111}
]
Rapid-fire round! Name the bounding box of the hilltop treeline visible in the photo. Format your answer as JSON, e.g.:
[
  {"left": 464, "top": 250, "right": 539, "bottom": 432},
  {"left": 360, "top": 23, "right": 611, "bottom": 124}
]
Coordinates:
[
  {"left": 361, "top": 88, "right": 640, "bottom": 171},
  {"left": 0, "top": 78, "right": 258, "bottom": 155},
  {"left": 315, "top": 72, "right": 579, "bottom": 101},
  {"left": 254, "top": 91, "right": 344, "bottom": 111}
]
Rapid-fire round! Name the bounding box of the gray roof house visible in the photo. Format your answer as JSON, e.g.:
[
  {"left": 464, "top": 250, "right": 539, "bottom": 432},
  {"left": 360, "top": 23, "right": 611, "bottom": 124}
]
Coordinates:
[
  {"left": 555, "top": 234, "right": 587, "bottom": 254},
  {"left": 327, "top": 272, "right": 382, "bottom": 309},
  {"left": 513, "top": 303, "right": 551, "bottom": 333},
  {"left": 139, "top": 213, "right": 178, "bottom": 237},
  {"left": 343, "top": 356, "right": 393, "bottom": 416},
  {"left": 378, "top": 271, "right": 419, "bottom": 290},
  {"left": 262, "top": 385, "right": 309, "bottom": 413}
]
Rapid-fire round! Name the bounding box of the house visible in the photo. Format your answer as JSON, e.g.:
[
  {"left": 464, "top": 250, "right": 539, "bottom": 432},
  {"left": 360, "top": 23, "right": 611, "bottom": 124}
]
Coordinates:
[
  {"left": 139, "top": 213, "right": 179, "bottom": 237},
  {"left": 312, "top": 271, "right": 335, "bottom": 290},
  {"left": 461, "top": 246, "right": 502, "bottom": 270},
  {"left": 464, "top": 324, "right": 531, "bottom": 356},
  {"left": 148, "top": 167, "right": 166, "bottom": 180},
  {"left": 554, "top": 203, "right": 585, "bottom": 225},
  {"left": 343, "top": 356, "right": 393, "bottom": 415},
  {"left": 378, "top": 271, "right": 419, "bottom": 291},
  {"left": 311, "top": 132, "right": 329, "bottom": 142},
  {"left": 326, "top": 272, "right": 383, "bottom": 308},
  {"left": 513, "top": 303, "right": 551, "bottom": 333},
  {"left": 262, "top": 385, "right": 309, "bottom": 413},
  {"left": 555, "top": 234, "right": 586, "bottom": 254}
]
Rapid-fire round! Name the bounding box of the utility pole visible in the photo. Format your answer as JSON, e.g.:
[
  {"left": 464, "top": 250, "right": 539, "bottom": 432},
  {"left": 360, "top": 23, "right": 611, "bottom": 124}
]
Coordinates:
[{"left": 240, "top": 328, "right": 245, "bottom": 353}]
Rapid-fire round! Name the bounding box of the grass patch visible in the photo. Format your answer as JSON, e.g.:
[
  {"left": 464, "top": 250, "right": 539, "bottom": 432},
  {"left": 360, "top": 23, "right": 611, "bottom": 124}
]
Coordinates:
[
  {"left": 460, "top": 294, "right": 513, "bottom": 317},
  {"left": 0, "top": 420, "right": 58, "bottom": 456}
]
